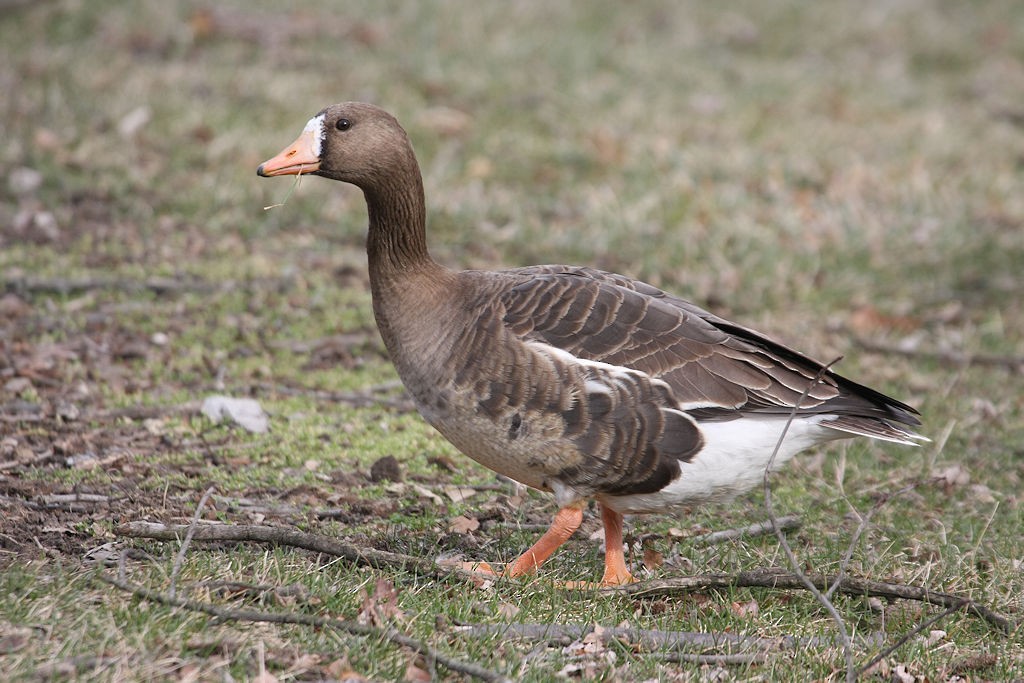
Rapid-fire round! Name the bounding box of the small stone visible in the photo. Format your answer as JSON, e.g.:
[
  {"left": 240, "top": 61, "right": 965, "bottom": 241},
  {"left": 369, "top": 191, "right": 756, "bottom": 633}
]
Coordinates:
[
  {"left": 55, "top": 401, "right": 80, "bottom": 422},
  {"left": 200, "top": 395, "right": 269, "bottom": 433},
  {"left": 8, "top": 167, "right": 43, "bottom": 195},
  {"left": 4, "top": 377, "right": 32, "bottom": 395},
  {"left": 32, "top": 211, "right": 60, "bottom": 241},
  {"left": 118, "top": 105, "right": 151, "bottom": 138}
]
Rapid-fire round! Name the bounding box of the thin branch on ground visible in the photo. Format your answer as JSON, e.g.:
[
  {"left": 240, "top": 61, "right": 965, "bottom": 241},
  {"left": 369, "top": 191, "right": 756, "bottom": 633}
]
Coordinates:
[
  {"left": 761, "top": 357, "right": 856, "bottom": 681},
  {"left": 118, "top": 521, "right": 1016, "bottom": 633},
  {"left": 117, "top": 521, "right": 457, "bottom": 580},
  {"left": 0, "top": 493, "right": 113, "bottom": 513},
  {"left": 658, "top": 652, "right": 767, "bottom": 665},
  {"left": 616, "top": 568, "right": 1014, "bottom": 634},
  {"left": 856, "top": 602, "right": 964, "bottom": 677},
  {"left": 96, "top": 572, "right": 511, "bottom": 683},
  {"left": 31, "top": 655, "right": 121, "bottom": 679},
  {"left": 194, "top": 579, "right": 309, "bottom": 601},
  {"left": 456, "top": 622, "right": 883, "bottom": 652},
  {"left": 690, "top": 515, "right": 802, "bottom": 546},
  {"left": 168, "top": 486, "right": 216, "bottom": 600},
  {"left": 826, "top": 481, "right": 919, "bottom": 601}
]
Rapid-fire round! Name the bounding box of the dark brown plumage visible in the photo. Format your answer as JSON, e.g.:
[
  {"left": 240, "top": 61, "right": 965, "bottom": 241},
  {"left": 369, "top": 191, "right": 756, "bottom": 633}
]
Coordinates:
[{"left": 258, "top": 102, "right": 924, "bottom": 586}]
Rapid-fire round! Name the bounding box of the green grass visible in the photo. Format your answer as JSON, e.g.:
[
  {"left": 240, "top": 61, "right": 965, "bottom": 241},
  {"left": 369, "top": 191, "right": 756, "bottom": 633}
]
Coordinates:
[{"left": 2, "top": 0, "right": 1023, "bottom": 680}]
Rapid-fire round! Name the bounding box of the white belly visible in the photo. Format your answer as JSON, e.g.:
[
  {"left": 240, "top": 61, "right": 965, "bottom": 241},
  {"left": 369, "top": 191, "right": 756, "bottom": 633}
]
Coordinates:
[{"left": 600, "top": 416, "right": 845, "bottom": 514}]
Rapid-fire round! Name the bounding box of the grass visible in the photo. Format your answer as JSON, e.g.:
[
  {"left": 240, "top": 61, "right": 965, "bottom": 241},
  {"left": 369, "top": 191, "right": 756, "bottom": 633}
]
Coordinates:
[{"left": 2, "top": 0, "right": 1023, "bottom": 680}]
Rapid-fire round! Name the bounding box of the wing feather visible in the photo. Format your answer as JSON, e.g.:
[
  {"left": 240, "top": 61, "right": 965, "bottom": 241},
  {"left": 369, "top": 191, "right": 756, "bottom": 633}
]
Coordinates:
[{"left": 496, "top": 265, "right": 921, "bottom": 439}]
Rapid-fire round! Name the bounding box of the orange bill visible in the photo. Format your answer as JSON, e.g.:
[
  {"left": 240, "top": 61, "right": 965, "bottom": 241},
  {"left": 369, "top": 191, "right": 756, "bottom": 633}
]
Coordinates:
[{"left": 257, "top": 126, "right": 321, "bottom": 177}]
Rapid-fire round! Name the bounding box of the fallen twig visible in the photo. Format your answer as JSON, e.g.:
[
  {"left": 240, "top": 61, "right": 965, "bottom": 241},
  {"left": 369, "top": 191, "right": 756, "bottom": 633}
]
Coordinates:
[
  {"left": 118, "top": 521, "right": 1016, "bottom": 634},
  {"left": 826, "top": 481, "right": 918, "bottom": 601},
  {"left": 456, "top": 622, "right": 882, "bottom": 653},
  {"left": 659, "top": 652, "right": 766, "bottom": 665},
  {"left": 117, "top": 521, "right": 456, "bottom": 580},
  {"left": 169, "top": 486, "right": 216, "bottom": 599},
  {"left": 690, "top": 515, "right": 801, "bottom": 546},
  {"left": 856, "top": 602, "right": 963, "bottom": 676},
  {"left": 615, "top": 568, "right": 1014, "bottom": 634},
  {"left": 96, "top": 573, "right": 511, "bottom": 683},
  {"left": 761, "top": 357, "right": 856, "bottom": 681},
  {"left": 31, "top": 655, "right": 120, "bottom": 679},
  {"left": 0, "top": 493, "right": 116, "bottom": 512}
]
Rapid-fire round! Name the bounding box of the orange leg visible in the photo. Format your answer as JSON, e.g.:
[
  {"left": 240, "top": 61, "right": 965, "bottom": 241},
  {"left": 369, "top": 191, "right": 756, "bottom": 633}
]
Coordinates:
[
  {"left": 504, "top": 503, "right": 585, "bottom": 578},
  {"left": 598, "top": 505, "right": 635, "bottom": 586}
]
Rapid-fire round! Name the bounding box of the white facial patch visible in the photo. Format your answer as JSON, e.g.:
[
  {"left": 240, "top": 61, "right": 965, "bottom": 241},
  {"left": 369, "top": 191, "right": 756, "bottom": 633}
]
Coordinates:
[{"left": 303, "top": 114, "right": 326, "bottom": 157}]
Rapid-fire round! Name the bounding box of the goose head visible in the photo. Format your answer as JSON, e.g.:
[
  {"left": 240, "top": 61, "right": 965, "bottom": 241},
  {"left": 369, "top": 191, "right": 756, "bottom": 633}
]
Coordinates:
[{"left": 257, "top": 102, "right": 419, "bottom": 191}]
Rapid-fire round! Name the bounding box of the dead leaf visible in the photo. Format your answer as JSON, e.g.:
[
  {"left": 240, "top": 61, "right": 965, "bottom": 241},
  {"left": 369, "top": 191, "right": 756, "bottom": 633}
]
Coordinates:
[
  {"left": 385, "top": 482, "right": 408, "bottom": 497},
  {"left": 404, "top": 658, "right": 432, "bottom": 682},
  {"left": 409, "top": 483, "right": 443, "bottom": 504},
  {"left": 892, "top": 663, "right": 916, "bottom": 683},
  {"left": 449, "top": 515, "right": 480, "bottom": 534},
  {"left": 438, "top": 559, "right": 495, "bottom": 588},
  {"left": 556, "top": 662, "right": 587, "bottom": 678},
  {"left": 582, "top": 625, "right": 607, "bottom": 653},
  {"left": 0, "top": 627, "right": 33, "bottom": 654},
  {"left": 558, "top": 627, "right": 617, "bottom": 679},
  {"left": 849, "top": 304, "right": 920, "bottom": 335},
  {"left": 177, "top": 663, "right": 202, "bottom": 683},
  {"left": 860, "top": 657, "right": 891, "bottom": 678},
  {"left": 358, "top": 578, "right": 406, "bottom": 627},
  {"left": 286, "top": 654, "right": 320, "bottom": 675},
  {"left": 564, "top": 625, "right": 608, "bottom": 657},
  {"left": 326, "top": 657, "right": 371, "bottom": 682},
  {"left": 642, "top": 546, "right": 664, "bottom": 570},
  {"left": 0, "top": 293, "right": 31, "bottom": 319},
  {"left": 496, "top": 601, "right": 520, "bottom": 619},
  {"left": 730, "top": 599, "right": 760, "bottom": 619},
  {"left": 969, "top": 483, "right": 997, "bottom": 504},
  {"left": 427, "top": 454, "right": 458, "bottom": 472},
  {"left": 934, "top": 464, "right": 970, "bottom": 489},
  {"left": 443, "top": 485, "right": 478, "bottom": 503}
]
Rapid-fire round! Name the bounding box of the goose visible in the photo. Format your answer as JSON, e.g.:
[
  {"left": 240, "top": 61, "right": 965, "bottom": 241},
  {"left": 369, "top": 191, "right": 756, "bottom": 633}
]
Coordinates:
[{"left": 258, "top": 102, "right": 924, "bottom": 587}]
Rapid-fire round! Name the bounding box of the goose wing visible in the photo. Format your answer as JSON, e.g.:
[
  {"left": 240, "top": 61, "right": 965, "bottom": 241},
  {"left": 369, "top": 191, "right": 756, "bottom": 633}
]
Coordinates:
[{"left": 497, "top": 266, "right": 921, "bottom": 442}]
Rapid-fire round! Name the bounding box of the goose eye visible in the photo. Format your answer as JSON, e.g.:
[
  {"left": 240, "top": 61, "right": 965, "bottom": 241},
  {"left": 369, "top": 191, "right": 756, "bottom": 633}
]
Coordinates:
[{"left": 335, "top": 118, "right": 351, "bottom": 131}]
